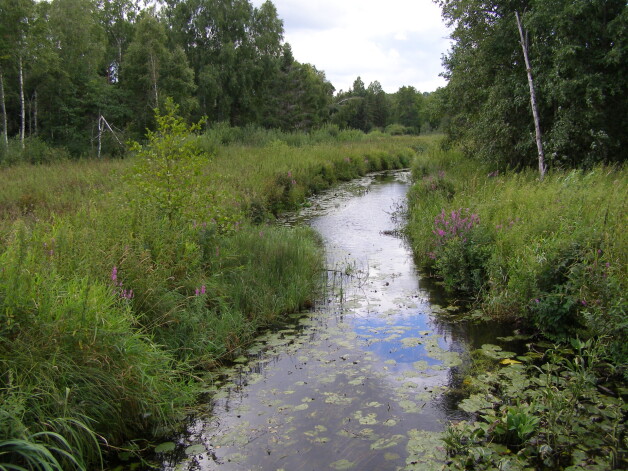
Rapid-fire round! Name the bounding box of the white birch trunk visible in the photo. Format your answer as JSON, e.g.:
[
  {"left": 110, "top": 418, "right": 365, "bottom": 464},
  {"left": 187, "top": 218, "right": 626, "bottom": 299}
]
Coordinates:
[
  {"left": 149, "top": 52, "right": 159, "bottom": 108},
  {"left": 0, "top": 69, "right": 8, "bottom": 150},
  {"left": 97, "top": 115, "right": 103, "bottom": 159},
  {"left": 515, "top": 11, "right": 546, "bottom": 179},
  {"left": 19, "top": 55, "right": 26, "bottom": 150}
]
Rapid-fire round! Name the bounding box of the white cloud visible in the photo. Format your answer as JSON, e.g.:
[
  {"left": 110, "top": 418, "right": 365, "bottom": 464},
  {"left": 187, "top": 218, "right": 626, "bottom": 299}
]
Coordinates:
[{"left": 251, "top": 0, "right": 452, "bottom": 93}]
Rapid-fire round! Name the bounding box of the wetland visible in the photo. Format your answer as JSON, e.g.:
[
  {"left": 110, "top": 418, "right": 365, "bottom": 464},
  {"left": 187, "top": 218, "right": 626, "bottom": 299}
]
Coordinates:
[{"left": 162, "top": 171, "right": 518, "bottom": 471}]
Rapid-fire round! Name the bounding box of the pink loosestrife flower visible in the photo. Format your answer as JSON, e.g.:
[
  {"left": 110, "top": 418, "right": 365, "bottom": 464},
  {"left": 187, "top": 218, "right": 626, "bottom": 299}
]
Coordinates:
[{"left": 432, "top": 208, "right": 480, "bottom": 247}]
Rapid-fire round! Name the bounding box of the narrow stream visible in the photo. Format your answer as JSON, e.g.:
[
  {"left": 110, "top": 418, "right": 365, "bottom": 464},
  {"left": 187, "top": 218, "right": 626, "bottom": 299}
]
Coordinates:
[{"left": 163, "top": 171, "right": 515, "bottom": 471}]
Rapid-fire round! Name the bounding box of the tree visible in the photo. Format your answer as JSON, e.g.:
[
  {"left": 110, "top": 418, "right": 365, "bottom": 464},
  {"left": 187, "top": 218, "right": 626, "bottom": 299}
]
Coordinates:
[
  {"left": 97, "top": 0, "right": 138, "bottom": 84},
  {"left": 515, "top": 10, "right": 545, "bottom": 179},
  {"left": 0, "top": 0, "right": 36, "bottom": 149},
  {"left": 366, "top": 81, "right": 389, "bottom": 129},
  {"left": 122, "top": 12, "right": 197, "bottom": 136},
  {"left": 129, "top": 98, "right": 205, "bottom": 222},
  {"left": 44, "top": 0, "right": 107, "bottom": 154},
  {"left": 438, "top": 0, "right": 627, "bottom": 169},
  {"left": 164, "top": 0, "right": 284, "bottom": 125},
  {"left": 393, "top": 86, "right": 421, "bottom": 132}
]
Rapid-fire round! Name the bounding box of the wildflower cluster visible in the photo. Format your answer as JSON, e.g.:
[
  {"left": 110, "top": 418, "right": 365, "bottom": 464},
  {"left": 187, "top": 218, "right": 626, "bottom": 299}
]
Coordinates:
[
  {"left": 195, "top": 285, "right": 206, "bottom": 296},
  {"left": 432, "top": 208, "right": 480, "bottom": 246},
  {"left": 111, "top": 266, "right": 134, "bottom": 300}
]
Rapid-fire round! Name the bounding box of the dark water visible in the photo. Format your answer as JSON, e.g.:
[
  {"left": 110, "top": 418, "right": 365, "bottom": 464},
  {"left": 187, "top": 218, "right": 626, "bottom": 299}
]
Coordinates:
[{"left": 162, "top": 171, "right": 515, "bottom": 471}]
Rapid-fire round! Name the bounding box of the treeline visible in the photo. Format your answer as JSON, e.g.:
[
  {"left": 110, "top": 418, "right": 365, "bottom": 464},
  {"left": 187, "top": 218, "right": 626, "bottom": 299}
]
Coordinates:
[
  {"left": 331, "top": 77, "right": 445, "bottom": 135},
  {"left": 0, "top": 0, "right": 333, "bottom": 157},
  {"left": 438, "top": 0, "right": 627, "bottom": 169},
  {"left": 0, "top": 0, "right": 440, "bottom": 162}
]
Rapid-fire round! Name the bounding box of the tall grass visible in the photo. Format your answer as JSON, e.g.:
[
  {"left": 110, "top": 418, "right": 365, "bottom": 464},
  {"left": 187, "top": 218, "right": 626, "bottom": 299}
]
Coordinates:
[
  {"left": 406, "top": 144, "right": 627, "bottom": 363},
  {"left": 0, "top": 133, "right": 427, "bottom": 468}
]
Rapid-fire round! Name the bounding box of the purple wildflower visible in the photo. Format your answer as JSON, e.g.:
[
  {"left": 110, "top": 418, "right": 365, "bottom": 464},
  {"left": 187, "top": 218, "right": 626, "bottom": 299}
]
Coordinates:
[{"left": 111, "top": 266, "right": 118, "bottom": 282}]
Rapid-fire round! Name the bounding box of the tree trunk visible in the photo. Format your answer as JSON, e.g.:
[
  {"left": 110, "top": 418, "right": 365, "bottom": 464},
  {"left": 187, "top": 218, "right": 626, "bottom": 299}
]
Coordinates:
[
  {"left": 97, "top": 115, "right": 102, "bottom": 158},
  {"left": 19, "top": 55, "right": 25, "bottom": 150},
  {"left": 0, "top": 69, "right": 7, "bottom": 151},
  {"left": 515, "top": 11, "right": 546, "bottom": 179},
  {"left": 33, "top": 90, "right": 38, "bottom": 135},
  {"left": 149, "top": 52, "right": 159, "bottom": 109}
]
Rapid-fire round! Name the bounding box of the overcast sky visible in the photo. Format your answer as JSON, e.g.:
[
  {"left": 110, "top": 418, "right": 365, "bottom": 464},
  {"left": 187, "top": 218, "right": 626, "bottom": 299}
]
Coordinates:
[{"left": 250, "top": 0, "right": 452, "bottom": 94}]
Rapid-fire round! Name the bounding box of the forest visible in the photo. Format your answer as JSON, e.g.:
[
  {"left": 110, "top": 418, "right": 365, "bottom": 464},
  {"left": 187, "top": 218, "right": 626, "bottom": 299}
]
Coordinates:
[
  {"left": 0, "top": 0, "right": 626, "bottom": 470},
  {"left": 0, "top": 0, "right": 442, "bottom": 163}
]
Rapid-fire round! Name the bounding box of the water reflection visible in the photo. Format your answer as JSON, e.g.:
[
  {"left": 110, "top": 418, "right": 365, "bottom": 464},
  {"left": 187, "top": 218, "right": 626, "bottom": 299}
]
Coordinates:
[{"left": 163, "top": 171, "right": 514, "bottom": 471}]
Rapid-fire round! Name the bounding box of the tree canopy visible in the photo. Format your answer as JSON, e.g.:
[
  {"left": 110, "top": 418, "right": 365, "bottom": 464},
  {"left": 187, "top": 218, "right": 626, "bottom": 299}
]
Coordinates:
[
  {"left": 438, "top": 0, "right": 627, "bottom": 169},
  {"left": 0, "top": 0, "right": 449, "bottom": 160}
]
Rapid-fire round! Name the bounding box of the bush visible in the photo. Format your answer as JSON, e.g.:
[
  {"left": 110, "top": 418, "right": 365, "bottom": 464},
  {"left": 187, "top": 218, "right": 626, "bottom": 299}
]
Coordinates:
[{"left": 0, "top": 137, "right": 70, "bottom": 166}]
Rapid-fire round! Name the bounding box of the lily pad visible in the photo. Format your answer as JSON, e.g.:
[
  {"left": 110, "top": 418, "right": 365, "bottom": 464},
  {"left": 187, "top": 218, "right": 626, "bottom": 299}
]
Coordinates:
[
  {"left": 184, "top": 444, "right": 205, "bottom": 455},
  {"left": 154, "top": 442, "right": 176, "bottom": 453},
  {"left": 478, "top": 344, "right": 516, "bottom": 360},
  {"left": 371, "top": 434, "right": 405, "bottom": 450},
  {"left": 330, "top": 459, "right": 356, "bottom": 470},
  {"left": 459, "top": 394, "right": 493, "bottom": 413}
]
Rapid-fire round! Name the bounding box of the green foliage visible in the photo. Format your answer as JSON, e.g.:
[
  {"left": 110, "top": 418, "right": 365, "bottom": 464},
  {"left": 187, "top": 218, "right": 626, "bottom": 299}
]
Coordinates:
[
  {"left": 407, "top": 145, "right": 627, "bottom": 363},
  {"left": 0, "top": 137, "right": 70, "bottom": 166},
  {"left": 129, "top": 99, "right": 207, "bottom": 222},
  {"left": 432, "top": 224, "right": 492, "bottom": 294},
  {"left": 438, "top": 0, "right": 627, "bottom": 169},
  {"left": 0, "top": 133, "right": 425, "bottom": 467}
]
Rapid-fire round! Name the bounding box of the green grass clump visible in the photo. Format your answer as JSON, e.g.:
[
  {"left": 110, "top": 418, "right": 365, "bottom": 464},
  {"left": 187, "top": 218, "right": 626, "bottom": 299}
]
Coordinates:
[
  {"left": 0, "top": 128, "right": 426, "bottom": 468},
  {"left": 406, "top": 144, "right": 627, "bottom": 364}
]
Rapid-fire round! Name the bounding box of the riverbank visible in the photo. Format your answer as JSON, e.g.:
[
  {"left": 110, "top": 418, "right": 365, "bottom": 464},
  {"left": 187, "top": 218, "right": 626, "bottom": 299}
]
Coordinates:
[
  {"left": 0, "top": 134, "right": 426, "bottom": 469},
  {"left": 405, "top": 145, "right": 626, "bottom": 468}
]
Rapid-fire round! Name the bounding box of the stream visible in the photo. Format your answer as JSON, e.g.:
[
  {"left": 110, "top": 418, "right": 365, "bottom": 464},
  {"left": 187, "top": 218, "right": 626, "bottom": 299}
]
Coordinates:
[{"left": 162, "top": 171, "right": 516, "bottom": 471}]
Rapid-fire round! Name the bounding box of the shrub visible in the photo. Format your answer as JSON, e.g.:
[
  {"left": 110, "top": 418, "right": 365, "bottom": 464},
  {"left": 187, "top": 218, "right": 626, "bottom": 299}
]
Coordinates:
[{"left": 128, "top": 99, "right": 208, "bottom": 222}]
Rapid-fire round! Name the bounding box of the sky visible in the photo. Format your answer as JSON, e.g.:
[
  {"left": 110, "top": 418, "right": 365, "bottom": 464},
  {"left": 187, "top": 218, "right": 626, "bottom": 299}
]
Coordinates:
[{"left": 250, "top": 0, "right": 452, "bottom": 94}]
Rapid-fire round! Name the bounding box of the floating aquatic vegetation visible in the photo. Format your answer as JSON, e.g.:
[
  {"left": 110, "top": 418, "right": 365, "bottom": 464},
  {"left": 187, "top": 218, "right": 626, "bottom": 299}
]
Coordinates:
[
  {"left": 478, "top": 343, "right": 516, "bottom": 360},
  {"left": 330, "top": 459, "right": 356, "bottom": 470},
  {"left": 371, "top": 434, "right": 405, "bottom": 450}
]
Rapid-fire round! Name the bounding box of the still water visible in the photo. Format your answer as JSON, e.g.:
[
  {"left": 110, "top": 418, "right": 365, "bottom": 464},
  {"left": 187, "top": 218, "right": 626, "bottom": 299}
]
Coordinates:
[{"left": 163, "top": 171, "right": 513, "bottom": 470}]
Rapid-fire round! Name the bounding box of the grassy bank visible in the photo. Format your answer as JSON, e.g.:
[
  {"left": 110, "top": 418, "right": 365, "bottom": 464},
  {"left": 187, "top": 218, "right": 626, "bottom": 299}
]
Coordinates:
[
  {"left": 406, "top": 146, "right": 626, "bottom": 359},
  {"left": 406, "top": 145, "right": 626, "bottom": 468},
  {"left": 0, "top": 128, "right": 425, "bottom": 469}
]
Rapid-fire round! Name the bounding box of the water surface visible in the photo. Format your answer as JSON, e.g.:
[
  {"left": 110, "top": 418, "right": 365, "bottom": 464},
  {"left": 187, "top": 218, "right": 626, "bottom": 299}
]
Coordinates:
[{"left": 163, "top": 171, "right": 514, "bottom": 470}]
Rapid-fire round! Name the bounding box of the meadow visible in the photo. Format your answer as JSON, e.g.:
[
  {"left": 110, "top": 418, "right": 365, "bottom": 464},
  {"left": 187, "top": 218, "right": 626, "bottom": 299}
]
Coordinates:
[{"left": 0, "top": 123, "right": 423, "bottom": 470}]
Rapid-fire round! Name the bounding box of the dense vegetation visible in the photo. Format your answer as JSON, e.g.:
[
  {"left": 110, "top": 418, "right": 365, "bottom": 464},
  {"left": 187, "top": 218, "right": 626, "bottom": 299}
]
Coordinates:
[
  {"left": 1, "top": 0, "right": 626, "bottom": 469},
  {"left": 406, "top": 144, "right": 626, "bottom": 469},
  {"left": 410, "top": 3, "right": 627, "bottom": 466},
  {"left": 438, "top": 0, "right": 627, "bottom": 170}
]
